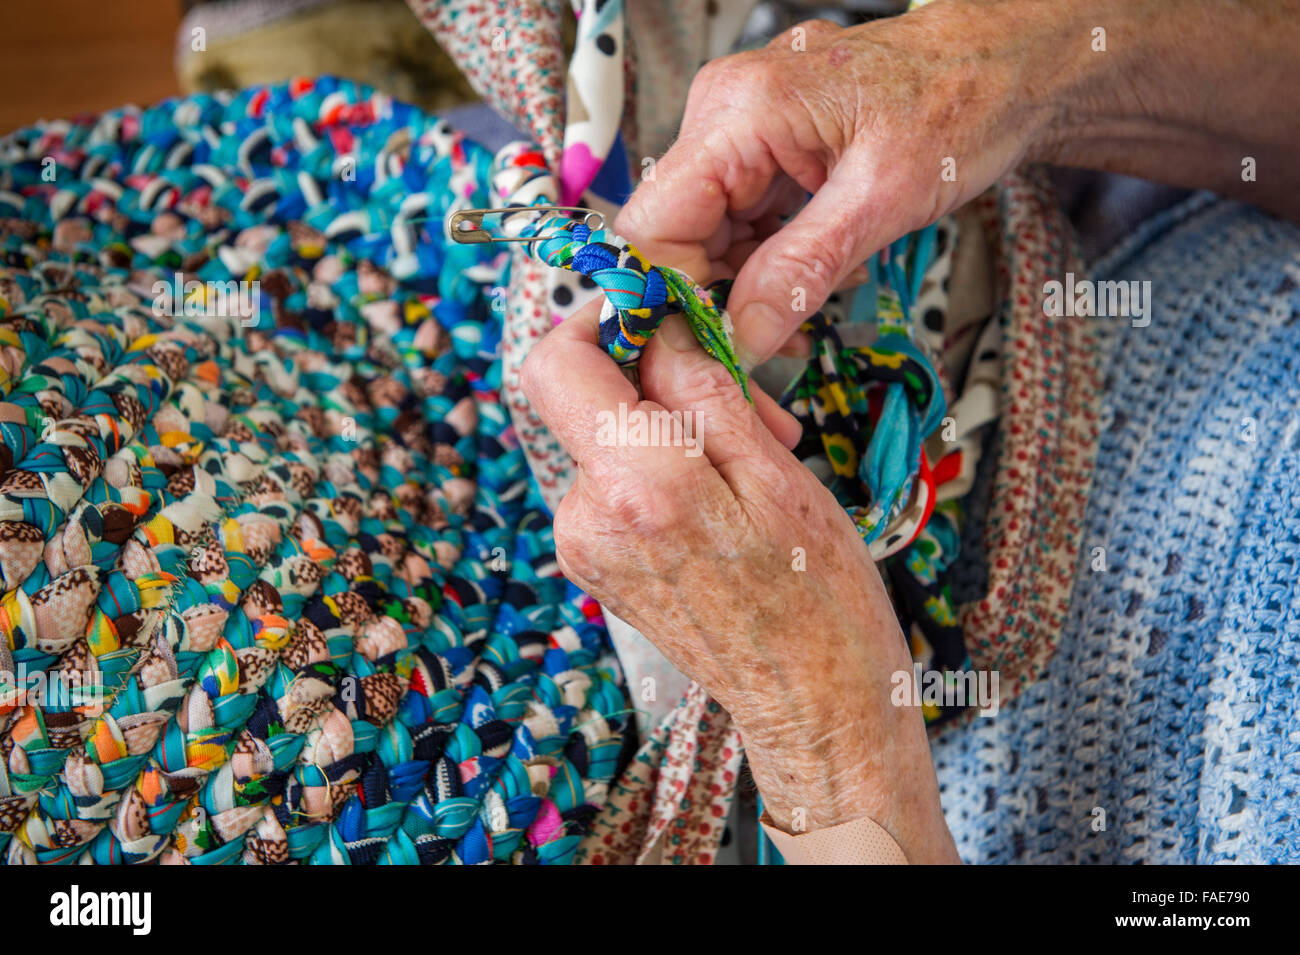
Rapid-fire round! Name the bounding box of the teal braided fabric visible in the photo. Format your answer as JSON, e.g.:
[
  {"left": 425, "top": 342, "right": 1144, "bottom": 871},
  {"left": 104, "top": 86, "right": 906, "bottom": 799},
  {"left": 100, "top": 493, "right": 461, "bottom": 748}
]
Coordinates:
[
  {"left": 0, "top": 78, "right": 630, "bottom": 865},
  {"left": 521, "top": 215, "right": 752, "bottom": 400}
]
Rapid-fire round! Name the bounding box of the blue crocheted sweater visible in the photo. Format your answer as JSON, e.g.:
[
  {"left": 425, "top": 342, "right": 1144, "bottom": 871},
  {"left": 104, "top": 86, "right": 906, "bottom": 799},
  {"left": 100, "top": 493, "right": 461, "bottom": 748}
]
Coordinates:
[{"left": 936, "top": 194, "right": 1300, "bottom": 863}]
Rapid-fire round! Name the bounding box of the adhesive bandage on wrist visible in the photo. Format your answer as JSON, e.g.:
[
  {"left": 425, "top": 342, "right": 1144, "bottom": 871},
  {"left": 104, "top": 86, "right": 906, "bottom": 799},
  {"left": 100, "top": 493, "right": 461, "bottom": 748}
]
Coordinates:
[{"left": 759, "top": 811, "right": 909, "bottom": 865}]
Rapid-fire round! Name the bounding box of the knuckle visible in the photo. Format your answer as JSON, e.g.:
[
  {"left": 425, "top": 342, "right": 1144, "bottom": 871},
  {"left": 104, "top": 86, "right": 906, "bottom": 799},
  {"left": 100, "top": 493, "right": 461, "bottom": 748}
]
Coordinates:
[
  {"left": 518, "top": 340, "right": 550, "bottom": 405},
  {"left": 552, "top": 496, "right": 604, "bottom": 585},
  {"left": 770, "top": 231, "right": 848, "bottom": 300},
  {"left": 553, "top": 478, "right": 677, "bottom": 589},
  {"left": 603, "top": 481, "right": 676, "bottom": 538},
  {"left": 691, "top": 55, "right": 733, "bottom": 92},
  {"left": 677, "top": 363, "right": 746, "bottom": 416},
  {"left": 738, "top": 57, "right": 785, "bottom": 104},
  {"left": 554, "top": 545, "right": 595, "bottom": 594},
  {"left": 553, "top": 526, "right": 596, "bottom": 588},
  {"left": 683, "top": 59, "right": 728, "bottom": 118},
  {"left": 692, "top": 51, "right": 770, "bottom": 110}
]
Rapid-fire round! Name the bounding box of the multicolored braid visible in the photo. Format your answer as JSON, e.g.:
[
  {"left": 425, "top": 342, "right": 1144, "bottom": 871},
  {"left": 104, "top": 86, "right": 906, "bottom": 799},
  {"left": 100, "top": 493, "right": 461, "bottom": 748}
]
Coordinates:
[
  {"left": 0, "top": 77, "right": 631, "bottom": 865},
  {"left": 785, "top": 315, "right": 944, "bottom": 546},
  {"left": 521, "top": 215, "right": 752, "bottom": 401},
  {"left": 779, "top": 228, "right": 971, "bottom": 721}
]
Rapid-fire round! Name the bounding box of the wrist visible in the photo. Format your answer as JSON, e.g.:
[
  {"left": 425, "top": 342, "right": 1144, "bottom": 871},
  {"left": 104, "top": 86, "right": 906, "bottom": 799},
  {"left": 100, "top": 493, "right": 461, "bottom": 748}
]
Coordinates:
[
  {"left": 959, "top": 0, "right": 1143, "bottom": 163},
  {"left": 734, "top": 674, "right": 961, "bottom": 864}
]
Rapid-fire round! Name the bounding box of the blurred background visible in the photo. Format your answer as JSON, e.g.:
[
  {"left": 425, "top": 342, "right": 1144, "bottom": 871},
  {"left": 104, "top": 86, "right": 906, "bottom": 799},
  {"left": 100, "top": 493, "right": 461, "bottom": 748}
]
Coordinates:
[
  {"left": 1, "top": 1, "right": 182, "bottom": 133},
  {"left": 0, "top": 0, "right": 912, "bottom": 135},
  {"left": 0, "top": 0, "right": 483, "bottom": 135}
]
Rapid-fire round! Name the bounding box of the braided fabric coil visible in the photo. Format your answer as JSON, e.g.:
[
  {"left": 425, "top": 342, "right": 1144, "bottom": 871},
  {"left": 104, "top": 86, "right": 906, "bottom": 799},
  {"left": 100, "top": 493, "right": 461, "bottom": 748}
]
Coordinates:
[
  {"left": 0, "top": 77, "right": 632, "bottom": 865},
  {"left": 520, "top": 214, "right": 751, "bottom": 400}
]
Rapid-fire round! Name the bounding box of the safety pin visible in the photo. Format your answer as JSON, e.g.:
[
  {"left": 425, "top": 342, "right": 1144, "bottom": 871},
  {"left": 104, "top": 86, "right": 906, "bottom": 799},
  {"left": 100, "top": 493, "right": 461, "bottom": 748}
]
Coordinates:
[{"left": 445, "top": 205, "right": 605, "bottom": 244}]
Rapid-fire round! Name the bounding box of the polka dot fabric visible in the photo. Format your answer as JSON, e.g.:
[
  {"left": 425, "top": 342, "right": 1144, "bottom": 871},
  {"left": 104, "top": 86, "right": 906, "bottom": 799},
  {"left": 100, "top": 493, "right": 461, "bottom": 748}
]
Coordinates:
[{"left": 0, "top": 77, "right": 631, "bottom": 865}]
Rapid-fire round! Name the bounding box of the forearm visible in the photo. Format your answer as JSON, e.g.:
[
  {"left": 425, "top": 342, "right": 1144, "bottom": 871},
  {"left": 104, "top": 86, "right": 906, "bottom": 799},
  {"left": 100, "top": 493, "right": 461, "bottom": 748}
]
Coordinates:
[
  {"left": 729, "top": 620, "right": 963, "bottom": 864},
  {"left": 999, "top": 0, "right": 1300, "bottom": 217},
  {"left": 741, "top": 714, "right": 964, "bottom": 864}
]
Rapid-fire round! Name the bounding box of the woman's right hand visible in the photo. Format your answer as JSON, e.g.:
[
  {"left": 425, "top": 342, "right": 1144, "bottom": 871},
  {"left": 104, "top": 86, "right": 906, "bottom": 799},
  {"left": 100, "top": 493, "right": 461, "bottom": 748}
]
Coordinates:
[{"left": 521, "top": 302, "right": 962, "bottom": 863}]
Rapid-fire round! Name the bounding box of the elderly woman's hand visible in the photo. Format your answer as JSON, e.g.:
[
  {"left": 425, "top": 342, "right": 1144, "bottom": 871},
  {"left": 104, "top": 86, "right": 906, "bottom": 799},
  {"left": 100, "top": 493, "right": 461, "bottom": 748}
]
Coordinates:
[
  {"left": 617, "top": 1, "right": 1051, "bottom": 366},
  {"left": 521, "top": 303, "right": 961, "bottom": 863},
  {"left": 619, "top": 0, "right": 1300, "bottom": 366}
]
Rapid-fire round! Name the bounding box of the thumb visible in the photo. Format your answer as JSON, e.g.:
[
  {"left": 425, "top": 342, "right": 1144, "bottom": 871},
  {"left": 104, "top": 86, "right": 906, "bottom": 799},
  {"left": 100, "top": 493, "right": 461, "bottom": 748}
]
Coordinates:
[{"left": 728, "top": 155, "right": 909, "bottom": 367}]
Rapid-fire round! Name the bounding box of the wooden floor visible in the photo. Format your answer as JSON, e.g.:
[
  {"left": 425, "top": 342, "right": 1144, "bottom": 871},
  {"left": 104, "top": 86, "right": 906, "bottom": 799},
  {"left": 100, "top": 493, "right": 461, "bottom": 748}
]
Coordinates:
[{"left": 0, "top": 1, "right": 182, "bottom": 134}]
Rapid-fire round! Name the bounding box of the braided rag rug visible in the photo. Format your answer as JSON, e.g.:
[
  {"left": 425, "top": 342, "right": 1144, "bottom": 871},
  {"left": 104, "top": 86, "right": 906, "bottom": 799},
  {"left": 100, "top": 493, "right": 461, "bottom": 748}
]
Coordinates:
[{"left": 0, "top": 78, "right": 634, "bottom": 865}]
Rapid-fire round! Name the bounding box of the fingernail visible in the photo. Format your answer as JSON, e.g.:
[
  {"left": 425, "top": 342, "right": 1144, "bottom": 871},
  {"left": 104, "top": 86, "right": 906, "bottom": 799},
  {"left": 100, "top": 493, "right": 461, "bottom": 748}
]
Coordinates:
[
  {"left": 658, "top": 315, "right": 697, "bottom": 353},
  {"left": 737, "top": 302, "right": 786, "bottom": 367}
]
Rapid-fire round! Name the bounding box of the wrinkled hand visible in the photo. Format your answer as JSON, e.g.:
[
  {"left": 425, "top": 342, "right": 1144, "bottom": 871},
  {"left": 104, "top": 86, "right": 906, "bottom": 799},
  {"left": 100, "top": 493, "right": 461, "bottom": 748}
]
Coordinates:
[
  {"left": 620, "top": 0, "right": 1300, "bottom": 367},
  {"left": 521, "top": 304, "right": 959, "bottom": 863},
  {"left": 617, "top": 1, "right": 1052, "bottom": 367}
]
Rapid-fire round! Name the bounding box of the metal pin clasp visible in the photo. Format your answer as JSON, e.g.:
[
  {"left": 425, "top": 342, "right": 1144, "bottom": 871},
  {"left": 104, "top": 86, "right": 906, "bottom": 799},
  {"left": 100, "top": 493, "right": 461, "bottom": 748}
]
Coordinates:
[{"left": 446, "top": 206, "right": 605, "bottom": 244}]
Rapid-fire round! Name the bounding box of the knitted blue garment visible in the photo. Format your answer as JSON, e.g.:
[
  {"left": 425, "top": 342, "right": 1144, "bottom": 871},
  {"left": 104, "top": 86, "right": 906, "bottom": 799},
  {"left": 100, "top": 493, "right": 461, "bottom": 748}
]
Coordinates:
[{"left": 934, "top": 194, "right": 1300, "bottom": 863}]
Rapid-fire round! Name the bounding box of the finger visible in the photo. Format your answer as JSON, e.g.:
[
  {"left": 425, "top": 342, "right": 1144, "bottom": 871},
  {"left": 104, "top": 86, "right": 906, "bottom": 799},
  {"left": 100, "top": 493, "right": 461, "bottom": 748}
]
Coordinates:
[
  {"left": 727, "top": 154, "right": 913, "bottom": 367},
  {"left": 751, "top": 385, "right": 803, "bottom": 450},
  {"left": 616, "top": 136, "right": 738, "bottom": 281},
  {"left": 521, "top": 302, "right": 727, "bottom": 493},
  {"left": 616, "top": 127, "right": 793, "bottom": 281},
  {"left": 637, "top": 314, "right": 793, "bottom": 480},
  {"left": 519, "top": 299, "right": 641, "bottom": 469}
]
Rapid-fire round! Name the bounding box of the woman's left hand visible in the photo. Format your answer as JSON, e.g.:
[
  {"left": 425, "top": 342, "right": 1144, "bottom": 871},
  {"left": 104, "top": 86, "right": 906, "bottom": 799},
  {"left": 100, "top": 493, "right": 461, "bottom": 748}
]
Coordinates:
[{"left": 521, "top": 300, "right": 961, "bottom": 863}]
